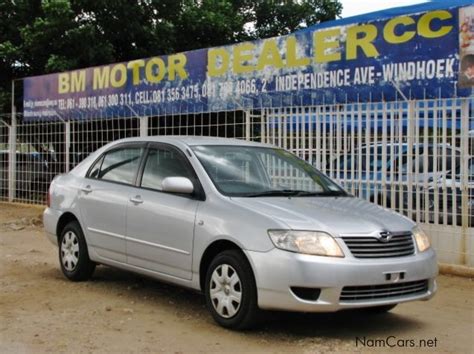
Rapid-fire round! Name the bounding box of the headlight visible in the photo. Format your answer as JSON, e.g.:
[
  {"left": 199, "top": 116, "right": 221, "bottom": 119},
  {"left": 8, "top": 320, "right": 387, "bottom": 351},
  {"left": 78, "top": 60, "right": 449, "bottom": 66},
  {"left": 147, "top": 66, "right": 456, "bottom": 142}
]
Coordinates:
[
  {"left": 413, "top": 226, "right": 430, "bottom": 252},
  {"left": 268, "top": 230, "right": 344, "bottom": 257}
]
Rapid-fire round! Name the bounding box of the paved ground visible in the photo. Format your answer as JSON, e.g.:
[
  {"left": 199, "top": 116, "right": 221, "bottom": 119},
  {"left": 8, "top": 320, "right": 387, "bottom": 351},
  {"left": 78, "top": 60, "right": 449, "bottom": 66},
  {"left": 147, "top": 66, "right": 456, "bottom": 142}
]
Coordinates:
[{"left": 1, "top": 202, "right": 473, "bottom": 353}]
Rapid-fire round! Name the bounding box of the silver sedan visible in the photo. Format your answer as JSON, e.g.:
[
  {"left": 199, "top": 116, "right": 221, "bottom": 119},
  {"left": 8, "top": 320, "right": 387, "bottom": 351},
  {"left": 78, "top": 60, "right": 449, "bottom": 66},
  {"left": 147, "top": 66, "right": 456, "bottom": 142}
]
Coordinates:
[{"left": 44, "top": 136, "right": 437, "bottom": 329}]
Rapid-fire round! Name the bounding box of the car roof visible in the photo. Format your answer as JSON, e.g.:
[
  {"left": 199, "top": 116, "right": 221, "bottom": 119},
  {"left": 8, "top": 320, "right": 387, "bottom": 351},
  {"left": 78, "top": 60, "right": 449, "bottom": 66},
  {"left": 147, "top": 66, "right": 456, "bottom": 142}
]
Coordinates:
[
  {"left": 70, "top": 136, "right": 275, "bottom": 177},
  {"left": 109, "top": 136, "right": 273, "bottom": 148}
]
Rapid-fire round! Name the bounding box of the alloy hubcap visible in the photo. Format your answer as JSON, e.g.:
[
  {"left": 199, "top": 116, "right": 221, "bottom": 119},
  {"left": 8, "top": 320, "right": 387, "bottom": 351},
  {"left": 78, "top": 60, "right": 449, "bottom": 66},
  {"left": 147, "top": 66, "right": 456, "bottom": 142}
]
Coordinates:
[
  {"left": 210, "top": 264, "right": 242, "bottom": 318},
  {"left": 61, "top": 231, "right": 79, "bottom": 271}
]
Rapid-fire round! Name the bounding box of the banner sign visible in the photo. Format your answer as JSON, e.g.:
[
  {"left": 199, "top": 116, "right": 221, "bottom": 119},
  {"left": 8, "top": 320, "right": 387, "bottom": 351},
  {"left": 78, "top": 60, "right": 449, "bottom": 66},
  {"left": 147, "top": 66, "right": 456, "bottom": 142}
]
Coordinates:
[{"left": 23, "top": 1, "right": 474, "bottom": 121}]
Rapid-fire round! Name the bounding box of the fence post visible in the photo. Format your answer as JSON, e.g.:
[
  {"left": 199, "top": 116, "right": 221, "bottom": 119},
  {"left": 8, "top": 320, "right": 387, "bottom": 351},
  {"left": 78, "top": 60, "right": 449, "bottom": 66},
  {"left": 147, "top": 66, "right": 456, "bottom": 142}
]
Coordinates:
[
  {"left": 260, "top": 109, "right": 265, "bottom": 143},
  {"left": 406, "top": 100, "right": 415, "bottom": 215},
  {"left": 65, "top": 121, "right": 70, "bottom": 173},
  {"left": 140, "top": 117, "right": 148, "bottom": 137},
  {"left": 460, "top": 98, "right": 469, "bottom": 266},
  {"left": 245, "top": 110, "right": 250, "bottom": 141},
  {"left": 8, "top": 106, "right": 16, "bottom": 202}
]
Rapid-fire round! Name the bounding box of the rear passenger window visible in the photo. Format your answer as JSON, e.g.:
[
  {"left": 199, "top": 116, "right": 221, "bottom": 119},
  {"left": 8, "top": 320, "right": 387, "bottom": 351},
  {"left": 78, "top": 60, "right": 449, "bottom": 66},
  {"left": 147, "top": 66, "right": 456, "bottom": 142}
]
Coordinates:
[{"left": 95, "top": 147, "right": 143, "bottom": 185}]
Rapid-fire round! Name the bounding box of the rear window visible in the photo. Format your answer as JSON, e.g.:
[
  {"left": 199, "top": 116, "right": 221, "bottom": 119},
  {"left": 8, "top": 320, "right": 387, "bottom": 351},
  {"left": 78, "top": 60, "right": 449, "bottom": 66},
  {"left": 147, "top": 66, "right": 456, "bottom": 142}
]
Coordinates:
[{"left": 89, "top": 147, "right": 143, "bottom": 185}]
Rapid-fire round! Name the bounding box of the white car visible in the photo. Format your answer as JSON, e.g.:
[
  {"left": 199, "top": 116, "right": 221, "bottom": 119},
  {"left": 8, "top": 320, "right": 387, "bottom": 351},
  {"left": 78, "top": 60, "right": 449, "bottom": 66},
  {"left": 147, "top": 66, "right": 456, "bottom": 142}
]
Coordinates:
[{"left": 44, "top": 137, "right": 437, "bottom": 329}]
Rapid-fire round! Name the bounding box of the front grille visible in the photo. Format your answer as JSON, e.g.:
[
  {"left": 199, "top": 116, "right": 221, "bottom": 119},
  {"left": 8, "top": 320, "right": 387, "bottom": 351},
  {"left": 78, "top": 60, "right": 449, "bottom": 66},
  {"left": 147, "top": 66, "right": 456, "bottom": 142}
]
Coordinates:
[
  {"left": 340, "top": 280, "right": 429, "bottom": 302},
  {"left": 342, "top": 233, "right": 415, "bottom": 258}
]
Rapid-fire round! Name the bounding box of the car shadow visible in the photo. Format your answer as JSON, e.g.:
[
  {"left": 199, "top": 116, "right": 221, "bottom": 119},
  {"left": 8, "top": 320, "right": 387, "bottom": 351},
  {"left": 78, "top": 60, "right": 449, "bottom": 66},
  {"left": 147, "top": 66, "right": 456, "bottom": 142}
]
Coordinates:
[
  {"left": 80, "top": 265, "right": 423, "bottom": 340},
  {"left": 256, "top": 310, "right": 421, "bottom": 339}
]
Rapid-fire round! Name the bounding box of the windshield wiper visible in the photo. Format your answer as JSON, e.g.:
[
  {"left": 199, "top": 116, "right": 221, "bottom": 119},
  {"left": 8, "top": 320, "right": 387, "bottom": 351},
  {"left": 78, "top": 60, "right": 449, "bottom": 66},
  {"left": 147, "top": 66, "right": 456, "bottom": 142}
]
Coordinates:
[
  {"left": 240, "top": 189, "right": 304, "bottom": 197},
  {"left": 239, "top": 189, "right": 349, "bottom": 198},
  {"left": 305, "top": 190, "right": 348, "bottom": 197},
  {"left": 240, "top": 190, "right": 338, "bottom": 197}
]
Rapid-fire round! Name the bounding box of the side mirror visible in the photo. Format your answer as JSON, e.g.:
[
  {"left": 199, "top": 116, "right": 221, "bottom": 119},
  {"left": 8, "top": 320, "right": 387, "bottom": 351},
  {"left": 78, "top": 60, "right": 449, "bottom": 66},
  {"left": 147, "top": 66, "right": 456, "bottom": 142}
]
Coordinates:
[{"left": 161, "top": 177, "right": 194, "bottom": 194}]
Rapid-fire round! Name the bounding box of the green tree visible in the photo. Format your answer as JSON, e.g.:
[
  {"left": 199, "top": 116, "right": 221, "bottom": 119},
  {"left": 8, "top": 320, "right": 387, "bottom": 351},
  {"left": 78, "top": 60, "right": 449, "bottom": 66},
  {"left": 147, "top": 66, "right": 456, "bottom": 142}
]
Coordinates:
[
  {"left": 252, "top": 0, "right": 342, "bottom": 38},
  {"left": 0, "top": 0, "right": 342, "bottom": 115}
]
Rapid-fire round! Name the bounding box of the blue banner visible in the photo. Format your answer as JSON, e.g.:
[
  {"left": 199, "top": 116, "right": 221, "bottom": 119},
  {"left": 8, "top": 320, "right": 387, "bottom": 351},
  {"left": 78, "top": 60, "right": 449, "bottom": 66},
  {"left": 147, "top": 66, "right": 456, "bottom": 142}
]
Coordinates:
[{"left": 22, "top": 1, "right": 474, "bottom": 121}]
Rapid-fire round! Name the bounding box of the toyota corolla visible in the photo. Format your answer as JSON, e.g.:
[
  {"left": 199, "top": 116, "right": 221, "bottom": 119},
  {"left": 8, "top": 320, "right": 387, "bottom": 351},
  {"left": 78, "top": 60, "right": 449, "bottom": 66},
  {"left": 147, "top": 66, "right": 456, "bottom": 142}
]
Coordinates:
[{"left": 43, "top": 137, "right": 437, "bottom": 329}]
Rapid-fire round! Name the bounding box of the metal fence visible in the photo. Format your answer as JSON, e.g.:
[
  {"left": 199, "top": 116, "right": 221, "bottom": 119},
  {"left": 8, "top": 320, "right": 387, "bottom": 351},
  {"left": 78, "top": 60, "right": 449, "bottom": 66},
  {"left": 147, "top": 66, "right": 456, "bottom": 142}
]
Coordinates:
[{"left": 0, "top": 97, "right": 472, "bottom": 267}]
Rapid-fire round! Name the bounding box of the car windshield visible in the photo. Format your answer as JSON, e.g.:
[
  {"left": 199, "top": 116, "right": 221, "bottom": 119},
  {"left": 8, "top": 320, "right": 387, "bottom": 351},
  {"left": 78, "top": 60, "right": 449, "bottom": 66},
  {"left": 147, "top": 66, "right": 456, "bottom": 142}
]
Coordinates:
[{"left": 192, "top": 145, "right": 348, "bottom": 197}]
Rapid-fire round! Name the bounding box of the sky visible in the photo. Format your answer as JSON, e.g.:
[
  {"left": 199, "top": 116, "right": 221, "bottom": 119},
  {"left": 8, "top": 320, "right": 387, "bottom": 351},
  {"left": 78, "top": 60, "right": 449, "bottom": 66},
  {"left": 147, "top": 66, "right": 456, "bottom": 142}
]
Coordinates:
[{"left": 340, "top": 0, "right": 430, "bottom": 18}]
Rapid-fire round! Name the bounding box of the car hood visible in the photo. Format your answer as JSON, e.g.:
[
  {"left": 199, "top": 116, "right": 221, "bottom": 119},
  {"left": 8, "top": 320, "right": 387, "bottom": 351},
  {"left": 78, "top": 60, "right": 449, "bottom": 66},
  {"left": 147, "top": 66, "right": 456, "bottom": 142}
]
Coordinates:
[{"left": 231, "top": 196, "right": 414, "bottom": 236}]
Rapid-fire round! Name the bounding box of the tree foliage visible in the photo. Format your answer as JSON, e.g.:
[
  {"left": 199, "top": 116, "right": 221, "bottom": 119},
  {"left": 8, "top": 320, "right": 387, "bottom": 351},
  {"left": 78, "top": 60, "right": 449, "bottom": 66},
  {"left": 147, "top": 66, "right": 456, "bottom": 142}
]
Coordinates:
[{"left": 0, "top": 0, "right": 342, "bottom": 113}]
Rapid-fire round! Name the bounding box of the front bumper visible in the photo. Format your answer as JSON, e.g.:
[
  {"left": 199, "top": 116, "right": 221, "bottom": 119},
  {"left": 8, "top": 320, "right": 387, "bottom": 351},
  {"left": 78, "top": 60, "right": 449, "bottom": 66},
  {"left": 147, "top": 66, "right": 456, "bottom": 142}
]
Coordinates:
[{"left": 246, "top": 247, "right": 437, "bottom": 312}]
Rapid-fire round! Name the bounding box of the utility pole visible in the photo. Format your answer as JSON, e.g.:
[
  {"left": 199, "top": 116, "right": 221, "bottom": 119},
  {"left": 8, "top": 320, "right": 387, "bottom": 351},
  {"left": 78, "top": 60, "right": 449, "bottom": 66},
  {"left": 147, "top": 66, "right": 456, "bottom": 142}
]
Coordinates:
[{"left": 8, "top": 80, "right": 17, "bottom": 202}]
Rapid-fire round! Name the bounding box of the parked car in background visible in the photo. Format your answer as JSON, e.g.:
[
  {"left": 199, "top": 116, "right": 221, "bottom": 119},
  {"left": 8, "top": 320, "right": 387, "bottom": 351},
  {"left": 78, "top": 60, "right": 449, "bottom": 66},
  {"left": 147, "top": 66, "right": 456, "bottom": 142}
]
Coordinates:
[
  {"left": 44, "top": 137, "right": 437, "bottom": 329},
  {"left": 416, "top": 132, "right": 473, "bottom": 226},
  {"left": 422, "top": 157, "right": 474, "bottom": 226},
  {"left": 70, "top": 143, "right": 101, "bottom": 169},
  {"left": 0, "top": 147, "right": 57, "bottom": 200},
  {"left": 332, "top": 143, "right": 461, "bottom": 209}
]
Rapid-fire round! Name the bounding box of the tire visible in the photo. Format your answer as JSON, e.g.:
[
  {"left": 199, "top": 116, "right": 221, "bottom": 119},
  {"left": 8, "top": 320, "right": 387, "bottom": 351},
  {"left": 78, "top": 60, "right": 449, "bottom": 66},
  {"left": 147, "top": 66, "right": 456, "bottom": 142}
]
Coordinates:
[
  {"left": 364, "top": 304, "right": 397, "bottom": 313},
  {"left": 59, "top": 221, "right": 95, "bottom": 281},
  {"left": 204, "top": 250, "right": 259, "bottom": 330}
]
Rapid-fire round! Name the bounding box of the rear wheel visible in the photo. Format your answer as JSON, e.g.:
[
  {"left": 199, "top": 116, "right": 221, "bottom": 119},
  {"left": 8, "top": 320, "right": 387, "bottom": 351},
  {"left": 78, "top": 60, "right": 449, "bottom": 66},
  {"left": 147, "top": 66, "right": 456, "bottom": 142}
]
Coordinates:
[
  {"left": 59, "top": 221, "right": 95, "bottom": 281},
  {"left": 204, "top": 250, "right": 259, "bottom": 330}
]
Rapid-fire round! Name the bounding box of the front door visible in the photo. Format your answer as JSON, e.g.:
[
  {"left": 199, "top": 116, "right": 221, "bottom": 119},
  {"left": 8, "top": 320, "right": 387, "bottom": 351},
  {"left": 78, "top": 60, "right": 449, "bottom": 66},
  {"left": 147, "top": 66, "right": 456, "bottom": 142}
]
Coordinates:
[{"left": 126, "top": 144, "right": 201, "bottom": 280}]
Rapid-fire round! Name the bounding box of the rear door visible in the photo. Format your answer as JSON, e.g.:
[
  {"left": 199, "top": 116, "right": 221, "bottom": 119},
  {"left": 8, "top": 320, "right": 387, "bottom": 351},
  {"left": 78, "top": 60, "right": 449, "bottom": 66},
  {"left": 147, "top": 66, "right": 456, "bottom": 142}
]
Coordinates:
[
  {"left": 79, "top": 143, "right": 144, "bottom": 263},
  {"left": 125, "top": 143, "right": 202, "bottom": 280}
]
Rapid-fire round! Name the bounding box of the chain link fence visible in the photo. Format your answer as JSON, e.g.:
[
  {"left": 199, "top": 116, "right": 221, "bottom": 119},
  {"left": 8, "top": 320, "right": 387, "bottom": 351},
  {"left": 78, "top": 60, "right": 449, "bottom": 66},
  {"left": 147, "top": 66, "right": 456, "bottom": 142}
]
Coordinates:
[{"left": 0, "top": 97, "right": 472, "bottom": 266}]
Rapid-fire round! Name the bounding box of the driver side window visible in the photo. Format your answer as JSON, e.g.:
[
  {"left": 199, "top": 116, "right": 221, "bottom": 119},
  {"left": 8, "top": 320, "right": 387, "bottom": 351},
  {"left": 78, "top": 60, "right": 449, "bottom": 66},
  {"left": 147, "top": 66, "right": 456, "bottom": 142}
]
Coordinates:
[{"left": 141, "top": 147, "right": 194, "bottom": 191}]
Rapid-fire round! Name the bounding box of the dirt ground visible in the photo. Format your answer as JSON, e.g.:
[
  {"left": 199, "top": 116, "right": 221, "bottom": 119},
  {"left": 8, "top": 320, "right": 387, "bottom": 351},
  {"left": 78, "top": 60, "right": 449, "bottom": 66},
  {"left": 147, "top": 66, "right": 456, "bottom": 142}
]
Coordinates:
[{"left": 0, "top": 202, "right": 473, "bottom": 354}]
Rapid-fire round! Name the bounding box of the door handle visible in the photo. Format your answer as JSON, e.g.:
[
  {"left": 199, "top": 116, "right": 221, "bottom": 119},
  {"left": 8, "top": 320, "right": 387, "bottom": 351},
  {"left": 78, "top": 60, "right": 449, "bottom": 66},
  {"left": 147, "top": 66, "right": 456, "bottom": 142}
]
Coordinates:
[
  {"left": 130, "top": 195, "right": 143, "bottom": 204},
  {"left": 81, "top": 185, "right": 92, "bottom": 194}
]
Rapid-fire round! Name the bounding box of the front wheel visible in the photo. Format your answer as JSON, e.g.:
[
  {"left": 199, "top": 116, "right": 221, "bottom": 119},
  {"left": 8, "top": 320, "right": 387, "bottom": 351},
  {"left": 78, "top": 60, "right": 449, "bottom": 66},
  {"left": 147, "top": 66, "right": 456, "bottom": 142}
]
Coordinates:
[
  {"left": 205, "top": 250, "right": 259, "bottom": 330},
  {"left": 59, "top": 221, "right": 95, "bottom": 281}
]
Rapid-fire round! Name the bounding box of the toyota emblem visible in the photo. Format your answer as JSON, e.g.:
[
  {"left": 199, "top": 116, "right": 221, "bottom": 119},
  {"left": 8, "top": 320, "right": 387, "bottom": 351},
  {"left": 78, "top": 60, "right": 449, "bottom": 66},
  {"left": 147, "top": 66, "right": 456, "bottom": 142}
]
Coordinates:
[{"left": 379, "top": 231, "right": 392, "bottom": 243}]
